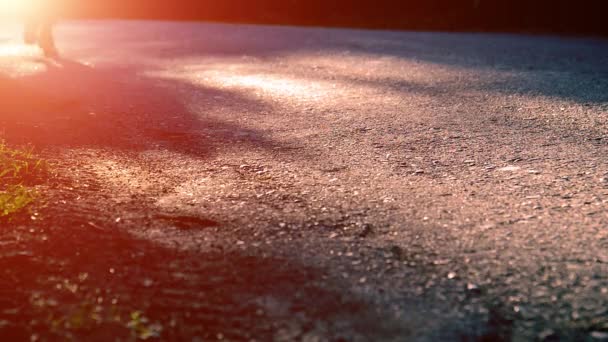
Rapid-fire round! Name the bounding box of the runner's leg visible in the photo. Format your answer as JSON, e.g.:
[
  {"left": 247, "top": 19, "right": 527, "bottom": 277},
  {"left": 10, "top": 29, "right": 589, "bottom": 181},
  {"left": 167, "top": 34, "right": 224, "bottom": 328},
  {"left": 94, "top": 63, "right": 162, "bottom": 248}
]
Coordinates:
[
  {"left": 38, "top": 19, "right": 57, "bottom": 57},
  {"left": 24, "top": 18, "right": 39, "bottom": 44}
]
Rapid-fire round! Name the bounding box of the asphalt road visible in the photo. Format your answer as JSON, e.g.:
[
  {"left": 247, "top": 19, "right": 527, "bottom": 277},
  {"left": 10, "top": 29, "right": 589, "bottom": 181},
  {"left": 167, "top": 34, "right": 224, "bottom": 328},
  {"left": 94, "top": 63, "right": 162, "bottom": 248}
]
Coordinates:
[{"left": 1, "top": 20, "right": 608, "bottom": 340}]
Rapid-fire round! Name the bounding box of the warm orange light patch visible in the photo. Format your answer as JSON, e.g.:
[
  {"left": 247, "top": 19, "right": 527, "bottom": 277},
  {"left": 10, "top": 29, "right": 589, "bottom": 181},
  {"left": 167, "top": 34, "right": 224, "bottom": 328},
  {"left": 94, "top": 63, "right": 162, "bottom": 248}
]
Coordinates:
[
  {"left": 0, "top": 0, "right": 55, "bottom": 17},
  {"left": 0, "top": 0, "right": 27, "bottom": 14}
]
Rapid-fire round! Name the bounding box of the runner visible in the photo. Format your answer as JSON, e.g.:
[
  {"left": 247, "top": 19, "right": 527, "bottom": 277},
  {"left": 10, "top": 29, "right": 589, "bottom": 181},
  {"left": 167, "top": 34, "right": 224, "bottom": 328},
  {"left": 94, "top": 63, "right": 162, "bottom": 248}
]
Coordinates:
[{"left": 23, "top": 0, "right": 57, "bottom": 57}]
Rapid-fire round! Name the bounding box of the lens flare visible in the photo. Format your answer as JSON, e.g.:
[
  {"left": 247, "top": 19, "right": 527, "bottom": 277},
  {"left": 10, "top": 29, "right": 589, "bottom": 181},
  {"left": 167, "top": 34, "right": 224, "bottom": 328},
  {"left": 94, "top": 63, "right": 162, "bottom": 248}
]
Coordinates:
[{"left": 0, "top": 0, "right": 27, "bottom": 14}]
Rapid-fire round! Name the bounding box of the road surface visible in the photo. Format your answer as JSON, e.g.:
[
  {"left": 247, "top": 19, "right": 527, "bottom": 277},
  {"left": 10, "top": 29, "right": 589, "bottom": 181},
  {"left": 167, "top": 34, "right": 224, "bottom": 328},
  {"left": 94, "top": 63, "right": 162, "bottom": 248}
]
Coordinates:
[{"left": 1, "top": 20, "right": 608, "bottom": 340}]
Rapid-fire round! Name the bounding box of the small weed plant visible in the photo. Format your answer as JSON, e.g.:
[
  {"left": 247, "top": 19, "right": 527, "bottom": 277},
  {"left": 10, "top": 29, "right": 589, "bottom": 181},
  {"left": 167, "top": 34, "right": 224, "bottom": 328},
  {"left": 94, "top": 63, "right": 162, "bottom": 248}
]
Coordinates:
[{"left": 0, "top": 141, "right": 47, "bottom": 217}]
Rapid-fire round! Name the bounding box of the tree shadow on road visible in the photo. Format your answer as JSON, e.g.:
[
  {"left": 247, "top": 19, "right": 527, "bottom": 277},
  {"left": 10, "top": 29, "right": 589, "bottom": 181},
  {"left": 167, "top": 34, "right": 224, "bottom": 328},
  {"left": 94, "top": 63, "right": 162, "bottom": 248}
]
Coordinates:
[
  {"left": 92, "top": 22, "right": 607, "bottom": 151},
  {"left": 0, "top": 56, "right": 278, "bottom": 160},
  {"left": 0, "top": 202, "right": 408, "bottom": 340},
  {"left": 327, "top": 30, "right": 608, "bottom": 105},
  {"left": 115, "top": 22, "right": 608, "bottom": 105},
  {"left": 0, "top": 51, "right": 409, "bottom": 340}
]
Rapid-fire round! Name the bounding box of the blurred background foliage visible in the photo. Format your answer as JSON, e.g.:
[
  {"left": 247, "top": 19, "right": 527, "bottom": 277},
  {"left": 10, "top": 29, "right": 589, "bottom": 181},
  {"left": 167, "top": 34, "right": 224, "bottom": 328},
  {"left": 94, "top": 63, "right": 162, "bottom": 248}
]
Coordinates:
[{"left": 59, "top": 0, "right": 607, "bottom": 35}]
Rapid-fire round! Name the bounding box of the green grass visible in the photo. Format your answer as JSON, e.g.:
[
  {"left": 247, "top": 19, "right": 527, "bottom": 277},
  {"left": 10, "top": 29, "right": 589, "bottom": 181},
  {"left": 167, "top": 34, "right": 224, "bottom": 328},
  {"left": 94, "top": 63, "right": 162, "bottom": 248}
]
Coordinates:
[
  {"left": 0, "top": 142, "right": 47, "bottom": 217},
  {"left": 0, "top": 185, "right": 37, "bottom": 217}
]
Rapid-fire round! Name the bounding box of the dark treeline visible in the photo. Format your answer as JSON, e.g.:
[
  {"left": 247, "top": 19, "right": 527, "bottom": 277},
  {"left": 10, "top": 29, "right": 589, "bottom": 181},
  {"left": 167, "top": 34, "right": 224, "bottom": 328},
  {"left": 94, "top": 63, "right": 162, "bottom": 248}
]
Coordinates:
[{"left": 64, "top": 0, "right": 608, "bottom": 35}]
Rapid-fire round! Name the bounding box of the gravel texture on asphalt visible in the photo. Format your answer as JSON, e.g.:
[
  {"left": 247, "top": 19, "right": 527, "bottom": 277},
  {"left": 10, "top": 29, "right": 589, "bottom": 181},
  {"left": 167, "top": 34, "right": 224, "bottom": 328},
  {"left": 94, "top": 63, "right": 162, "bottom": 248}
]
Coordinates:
[{"left": 1, "top": 20, "right": 608, "bottom": 340}]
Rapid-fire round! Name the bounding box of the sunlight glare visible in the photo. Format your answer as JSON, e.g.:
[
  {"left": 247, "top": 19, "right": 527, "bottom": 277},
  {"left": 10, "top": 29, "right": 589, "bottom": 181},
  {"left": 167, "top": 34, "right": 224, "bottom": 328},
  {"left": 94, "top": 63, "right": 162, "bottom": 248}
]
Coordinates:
[
  {"left": 0, "top": 0, "right": 55, "bottom": 18},
  {"left": 0, "top": 0, "right": 27, "bottom": 15},
  {"left": 149, "top": 64, "right": 334, "bottom": 102},
  {"left": 213, "top": 74, "right": 326, "bottom": 99}
]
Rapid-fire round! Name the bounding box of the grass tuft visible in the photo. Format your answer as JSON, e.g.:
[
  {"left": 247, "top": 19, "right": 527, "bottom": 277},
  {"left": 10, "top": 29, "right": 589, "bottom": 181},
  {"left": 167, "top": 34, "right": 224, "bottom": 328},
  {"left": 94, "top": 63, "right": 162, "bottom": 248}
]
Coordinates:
[
  {"left": 0, "top": 185, "right": 37, "bottom": 217},
  {"left": 0, "top": 142, "right": 48, "bottom": 185},
  {"left": 0, "top": 141, "right": 47, "bottom": 217}
]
